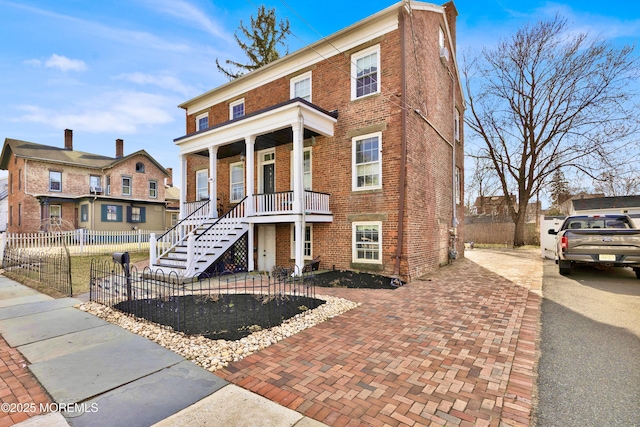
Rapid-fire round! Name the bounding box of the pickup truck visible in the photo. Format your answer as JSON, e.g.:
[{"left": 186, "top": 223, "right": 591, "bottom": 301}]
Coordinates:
[{"left": 548, "top": 214, "right": 640, "bottom": 278}]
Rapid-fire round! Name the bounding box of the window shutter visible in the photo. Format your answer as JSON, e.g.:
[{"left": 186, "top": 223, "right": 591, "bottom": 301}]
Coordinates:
[
  {"left": 140, "top": 207, "right": 146, "bottom": 223},
  {"left": 116, "top": 205, "right": 123, "bottom": 222},
  {"left": 126, "top": 206, "right": 132, "bottom": 222},
  {"left": 101, "top": 205, "right": 107, "bottom": 222}
]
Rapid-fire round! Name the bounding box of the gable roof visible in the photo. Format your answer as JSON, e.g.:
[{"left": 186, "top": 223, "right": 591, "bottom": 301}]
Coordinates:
[
  {"left": 572, "top": 195, "right": 640, "bottom": 211},
  {"left": 0, "top": 138, "right": 169, "bottom": 176}
]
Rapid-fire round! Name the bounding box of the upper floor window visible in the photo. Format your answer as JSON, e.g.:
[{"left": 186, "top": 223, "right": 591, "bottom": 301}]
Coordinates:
[
  {"left": 106, "top": 175, "right": 111, "bottom": 195},
  {"left": 290, "top": 72, "right": 312, "bottom": 102},
  {"left": 290, "top": 147, "right": 312, "bottom": 190},
  {"left": 196, "top": 112, "right": 209, "bottom": 131},
  {"left": 90, "top": 175, "right": 101, "bottom": 192},
  {"left": 149, "top": 180, "right": 158, "bottom": 198},
  {"left": 351, "top": 45, "right": 380, "bottom": 99},
  {"left": 135, "top": 162, "right": 145, "bottom": 173},
  {"left": 196, "top": 169, "right": 208, "bottom": 201},
  {"left": 18, "top": 169, "right": 22, "bottom": 191},
  {"left": 230, "top": 162, "right": 245, "bottom": 202},
  {"left": 439, "top": 27, "right": 445, "bottom": 49},
  {"left": 122, "top": 176, "right": 132, "bottom": 196},
  {"left": 230, "top": 99, "right": 245, "bottom": 120},
  {"left": 455, "top": 108, "right": 461, "bottom": 142},
  {"left": 352, "top": 132, "right": 382, "bottom": 191},
  {"left": 455, "top": 166, "right": 462, "bottom": 205},
  {"left": 49, "top": 171, "right": 62, "bottom": 192}
]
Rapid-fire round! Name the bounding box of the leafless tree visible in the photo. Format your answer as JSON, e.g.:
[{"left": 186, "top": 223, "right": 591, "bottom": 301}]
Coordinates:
[
  {"left": 593, "top": 169, "right": 640, "bottom": 197},
  {"left": 464, "top": 155, "right": 501, "bottom": 214},
  {"left": 464, "top": 15, "right": 639, "bottom": 246}
]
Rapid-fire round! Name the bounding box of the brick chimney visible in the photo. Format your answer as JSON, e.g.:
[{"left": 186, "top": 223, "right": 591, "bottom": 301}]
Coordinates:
[
  {"left": 166, "top": 168, "right": 173, "bottom": 187},
  {"left": 115, "top": 139, "right": 123, "bottom": 158},
  {"left": 64, "top": 129, "right": 73, "bottom": 150}
]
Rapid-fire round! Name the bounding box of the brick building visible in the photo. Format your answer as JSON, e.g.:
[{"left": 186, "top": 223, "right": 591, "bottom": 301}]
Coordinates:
[
  {"left": 0, "top": 130, "right": 170, "bottom": 233},
  {"left": 154, "top": 1, "right": 464, "bottom": 282}
]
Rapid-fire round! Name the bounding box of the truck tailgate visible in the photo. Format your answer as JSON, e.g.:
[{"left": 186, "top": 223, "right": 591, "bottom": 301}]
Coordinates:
[{"left": 566, "top": 230, "right": 640, "bottom": 254}]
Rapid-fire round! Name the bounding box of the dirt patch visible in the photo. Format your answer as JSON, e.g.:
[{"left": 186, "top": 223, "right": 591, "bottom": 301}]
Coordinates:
[{"left": 314, "top": 270, "right": 400, "bottom": 289}]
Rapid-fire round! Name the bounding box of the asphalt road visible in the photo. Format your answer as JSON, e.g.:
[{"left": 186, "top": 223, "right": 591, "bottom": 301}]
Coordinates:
[{"left": 535, "top": 261, "right": 640, "bottom": 426}]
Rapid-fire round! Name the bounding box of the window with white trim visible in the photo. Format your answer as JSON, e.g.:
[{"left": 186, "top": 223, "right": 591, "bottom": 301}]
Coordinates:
[
  {"left": 49, "top": 171, "right": 62, "bottom": 192},
  {"left": 50, "top": 205, "right": 62, "bottom": 226},
  {"left": 290, "top": 72, "right": 312, "bottom": 102},
  {"left": 455, "top": 108, "right": 460, "bottom": 142},
  {"left": 351, "top": 45, "right": 380, "bottom": 99},
  {"left": 352, "top": 222, "right": 382, "bottom": 263},
  {"left": 230, "top": 99, "right": 245, "bottom": 120},
  {"left": 352, "top": 132, "right": 382, "bottom": 190},
  {"left": 291, "top": 224, "right": 313, "bottom": 259},
  {"left": 455, "top": 166, "right": 461, "bottom": 205},
  {"left": 149, "top": 180, "right": 158, "bottom": 198},
  {"left": 196, "top": 169, "right": 208, "bottom": 201},
  {"left": 122, "top": 176, "right": 132, "bottom": 196},
  {"left": 290, "top": 147, "right": 312, "bottom": 190},
  {"left": 230, "top": 162, "right": 244, "bottom": 202},
  {"left": 196, "top": 112, "right": 209, "bottom": 131}
]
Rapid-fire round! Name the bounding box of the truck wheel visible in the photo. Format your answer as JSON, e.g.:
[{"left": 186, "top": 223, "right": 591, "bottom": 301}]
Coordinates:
[{"left": 559, "top": 261, "right": 571, "bottom": 276}]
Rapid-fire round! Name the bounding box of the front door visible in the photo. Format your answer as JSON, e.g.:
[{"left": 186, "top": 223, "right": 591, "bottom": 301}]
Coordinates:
[
  {"left": 257, "top": 224, "right": 276, "bottom": 272},
  {"left": 263, "top": 163, "right": 275, "bottom": 194}
]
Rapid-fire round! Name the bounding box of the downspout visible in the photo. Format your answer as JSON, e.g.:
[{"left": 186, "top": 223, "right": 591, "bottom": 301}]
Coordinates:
[{"left": 394, "top": 9, "right": 408, "bottom": 278}]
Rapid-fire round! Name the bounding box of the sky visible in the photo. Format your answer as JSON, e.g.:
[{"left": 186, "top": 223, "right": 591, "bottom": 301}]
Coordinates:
[{"left": 1, "top": 0, "right": 639, "bottom": 192}]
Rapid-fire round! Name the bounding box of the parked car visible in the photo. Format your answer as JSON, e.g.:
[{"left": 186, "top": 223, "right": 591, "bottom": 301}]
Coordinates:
[{"left": 548, "top": 214, "right": 640, "bottom": 278}]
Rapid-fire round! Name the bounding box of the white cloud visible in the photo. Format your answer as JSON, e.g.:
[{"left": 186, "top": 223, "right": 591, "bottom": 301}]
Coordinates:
[
  {"left": 44, "top": 54, "right": 87, "bottom": 72},
  {"left": 23, "top": 58, "right": 42, "bottom": 67},
  {"left": 12, "top": 91, "right": 176, "bottom": 134},
  {"left": 144, "top": 0, "right": 233, "bottom": 42},
  {"left": 113, "top": 72, "right": 195, "bottom": 96}
]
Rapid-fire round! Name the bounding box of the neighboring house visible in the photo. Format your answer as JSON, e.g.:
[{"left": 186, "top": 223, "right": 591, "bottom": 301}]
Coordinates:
[
  {"left": 0, "top": 130, "right": 170, "bottom": 233},
  {"left": 555, "top": 192, "right": 605, "bottom": 215},
  {"left": 473, "top": 195, "right": 513, "bottom": 216},
  {"left": 0, "top": 177, "right": 8, "bottom": 232},
  {"left": 571, "top": 195, "right": 640, "bottom": 216},
  {"left": 164, "top": 168, "right": 180, "bottom": 228},
  {"left": 155, "top": 1, "right": 464, "bottom": 281}
]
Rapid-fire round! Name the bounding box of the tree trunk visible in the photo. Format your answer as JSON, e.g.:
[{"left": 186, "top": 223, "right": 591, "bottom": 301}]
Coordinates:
[{"left": 513, "top": 212, "right": 527, "bottom": 247}]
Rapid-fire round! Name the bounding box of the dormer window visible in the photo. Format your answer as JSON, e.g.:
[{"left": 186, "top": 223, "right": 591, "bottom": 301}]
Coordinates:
[
  {"left": 135, "top": 162, "right": 145, "bottom": 173},
  {"left": 230, "top": 99, "right": 245, "bottom": 120}
]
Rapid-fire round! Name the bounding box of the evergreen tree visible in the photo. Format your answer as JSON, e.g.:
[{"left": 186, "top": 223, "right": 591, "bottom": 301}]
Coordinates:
[
  {"left": 550, "top": 169, "right": 571, "bottom": 208},
  {"left": 216, "top": 6, "right": 291, "bottom": 80}
]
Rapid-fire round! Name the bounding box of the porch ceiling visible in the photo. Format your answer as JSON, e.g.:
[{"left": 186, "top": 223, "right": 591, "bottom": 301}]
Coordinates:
[{"left": 175, "top": 98, "right": 338, "bottom": 158}]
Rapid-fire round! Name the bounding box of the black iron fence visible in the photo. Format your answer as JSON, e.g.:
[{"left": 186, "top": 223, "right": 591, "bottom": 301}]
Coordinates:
[
  {"left": 89, "top": 260, "right": 323, "bottom": 341},
  {"left": 2, "top": 246, "right": 73, "bottom": 296}
]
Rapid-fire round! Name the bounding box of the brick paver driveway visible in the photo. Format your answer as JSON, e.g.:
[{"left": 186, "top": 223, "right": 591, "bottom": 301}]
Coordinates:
[{"left": 218, "top": 253, "right": 540, "bottom": 426}]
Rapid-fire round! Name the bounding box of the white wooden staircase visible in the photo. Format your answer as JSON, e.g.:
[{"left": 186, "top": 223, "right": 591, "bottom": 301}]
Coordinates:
[{"left": 151, "top": 198, "right": 248, "bottom": 278}]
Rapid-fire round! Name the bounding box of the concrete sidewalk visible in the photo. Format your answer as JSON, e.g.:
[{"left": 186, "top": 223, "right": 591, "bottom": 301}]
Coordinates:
[{"left": 0, "top": 275, "right": 326, "bottom": 427}]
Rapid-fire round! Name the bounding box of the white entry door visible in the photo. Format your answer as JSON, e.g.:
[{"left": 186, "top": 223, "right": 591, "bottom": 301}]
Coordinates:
[{"left": 257, "top": 224, "right": 276, "bottom": 272}]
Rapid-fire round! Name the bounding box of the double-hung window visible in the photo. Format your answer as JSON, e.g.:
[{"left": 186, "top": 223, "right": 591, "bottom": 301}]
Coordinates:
[
  {"left": 196, "top": 170, "right": 208, "bottom": 201},
  {"left": 230, "top": 162, "right": 244, "bottom": 202},
  {"left": 196, "top": 112, "right": 209, "bottom": 131},
  {"left": 353, "top": 222, "right": 382, "bottom": 264},
  {"left": 291, "top": 224, "right": 313, "bottom": 259},
  {"left": 290, "top": 148, "right": 312, "bottom": 190},
  {"left": 352, "top": 132, "right": 382, "bottom": 191},
  {"left": 49, "top": 205, "right": 62, "bottom": 226},
  {"left": 455, "top": 108, "right": 461, "bottom": 142},
  {"left": 122, "top": 176, "right": 132, "bottom": 196},
  {"left": 455, "top": 167, "right": 461, "bottom": 205},
  {"left": 351, "top": 45, "right": 380, "bottom": 99},
  {"left": 230, "top": 99, "right": 245, "bottom": 120},
  {"left": 49, "top": 171, "right": 62, "bottom": 192},
  {"left": 149, "top": 180, "right": 158, "bottom": 198},
  {"left": 290, "top": 72, "right": 312, "bottom": 102}
]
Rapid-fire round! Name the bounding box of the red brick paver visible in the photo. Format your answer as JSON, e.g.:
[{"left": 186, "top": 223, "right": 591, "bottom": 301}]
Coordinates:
[
  {"left": 0, "top": 335, "right": 52, "bottom": 426},
  {"left": 218, "top": 256, "right": 540, "bottom": 426}
]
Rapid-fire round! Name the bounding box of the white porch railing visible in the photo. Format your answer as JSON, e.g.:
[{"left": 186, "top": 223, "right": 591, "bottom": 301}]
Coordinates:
[
  {"left": 153, "top": 200, "right": 211, "bottom": 263},
  {"left": 252, "top": 191, "right": 330, "bottom": 215}
]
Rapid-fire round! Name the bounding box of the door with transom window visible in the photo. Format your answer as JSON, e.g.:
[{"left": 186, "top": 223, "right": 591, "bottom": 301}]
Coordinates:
[{"left": 260, "top": 150, "right": 275, "bottom": 194}]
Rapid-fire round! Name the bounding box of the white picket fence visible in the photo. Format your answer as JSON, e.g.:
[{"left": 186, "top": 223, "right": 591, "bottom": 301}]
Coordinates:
[{"left": 1, "top": 229, "right": 163, "bottom": 256}]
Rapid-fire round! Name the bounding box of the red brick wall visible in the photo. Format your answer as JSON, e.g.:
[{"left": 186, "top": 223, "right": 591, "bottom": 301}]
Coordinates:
[{"left": 182, "top": 7, "right": 463, "bottom": 281}]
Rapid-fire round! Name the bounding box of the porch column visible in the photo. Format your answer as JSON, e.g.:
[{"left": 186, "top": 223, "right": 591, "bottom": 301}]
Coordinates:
[
  {"left": 292, "top": 114, "right": 305, "bottom": 274},
  {"left": 179, "top": 154, "right": 187, "bottom": 220},
  {"left": 245, "top": 135, "right": 255, "bottom": 216},
  {"left": 208, "top": 146, "right": 218, "bottom": 218}
]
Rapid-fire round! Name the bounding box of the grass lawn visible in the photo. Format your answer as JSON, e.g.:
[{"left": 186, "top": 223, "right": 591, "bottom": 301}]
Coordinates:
[{"left": 71, "top": 251, "right": 149, "bottom": 296}]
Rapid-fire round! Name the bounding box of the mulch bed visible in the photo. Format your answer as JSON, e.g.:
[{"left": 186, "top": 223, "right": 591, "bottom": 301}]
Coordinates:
[{"left": 313, "top": 270, "right": 400, "bottom": 289}]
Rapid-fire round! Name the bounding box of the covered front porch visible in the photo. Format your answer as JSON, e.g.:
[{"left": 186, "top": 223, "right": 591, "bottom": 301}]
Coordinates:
[{"left": 174, "top": 98, "right": 338, "bottom": 274}]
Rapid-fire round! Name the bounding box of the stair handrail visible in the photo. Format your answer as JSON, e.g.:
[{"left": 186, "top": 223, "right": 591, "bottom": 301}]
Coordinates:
[
  {"left": 155, "top": 199, "right": 211, "bottom": 263},
  {"left": 186, "top": 197, "right": 248, "bottom": 276}
]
